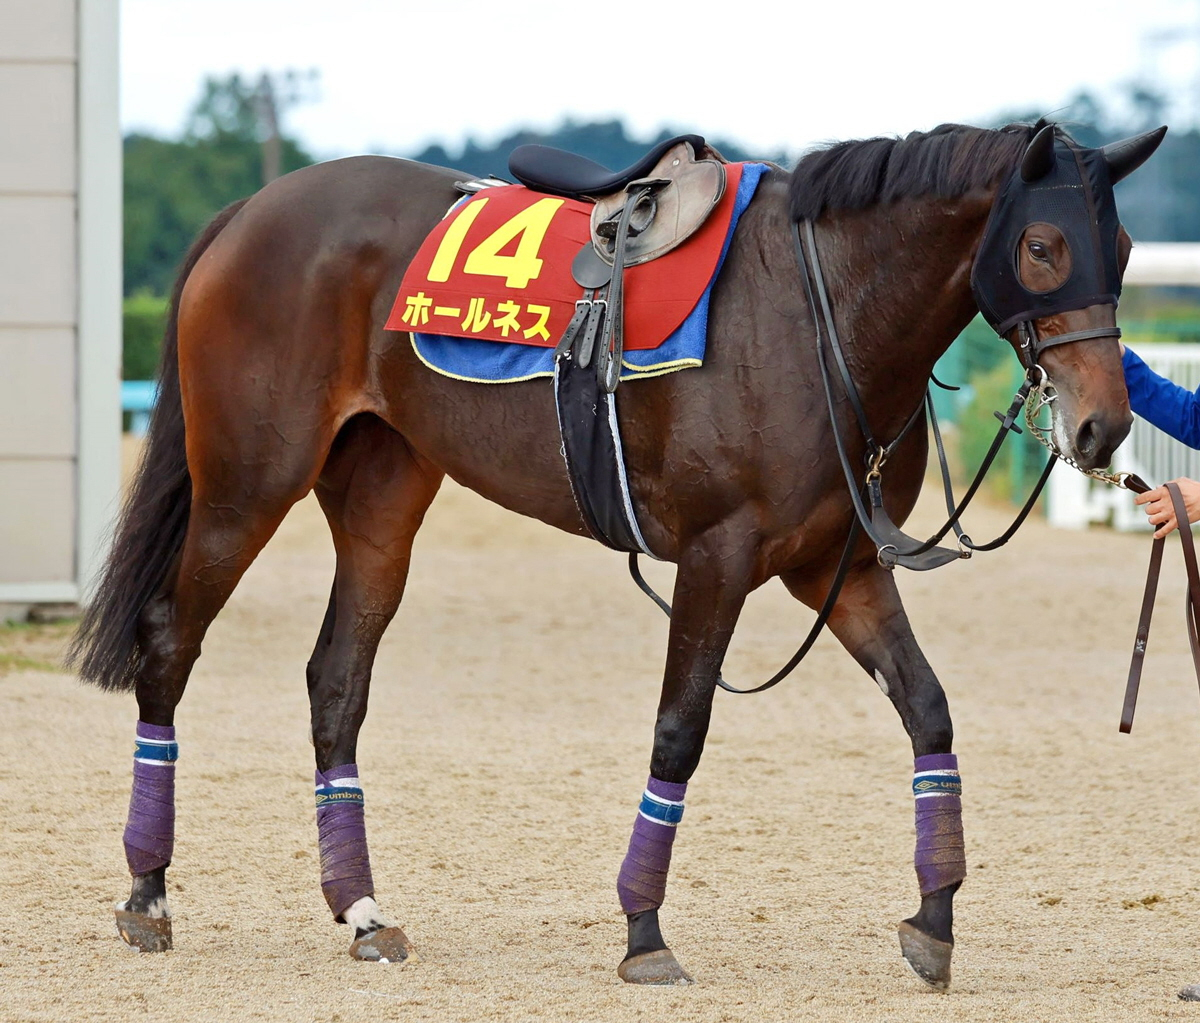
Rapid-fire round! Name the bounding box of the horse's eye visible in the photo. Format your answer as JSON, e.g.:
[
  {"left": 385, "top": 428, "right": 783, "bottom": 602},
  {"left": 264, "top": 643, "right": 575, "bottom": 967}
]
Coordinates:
[{"left": 1028, "top": 241, "right": 1049, "bottom": 261}]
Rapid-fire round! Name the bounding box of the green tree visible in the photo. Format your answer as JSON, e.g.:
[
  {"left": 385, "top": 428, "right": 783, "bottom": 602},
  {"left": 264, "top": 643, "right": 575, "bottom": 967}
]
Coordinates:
[{"left": 123, "top": 73, "right": 315, "bottom": 296}]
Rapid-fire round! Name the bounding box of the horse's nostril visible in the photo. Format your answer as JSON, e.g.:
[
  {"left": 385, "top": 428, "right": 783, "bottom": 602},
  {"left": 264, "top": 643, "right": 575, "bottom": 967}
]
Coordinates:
[{"left": 1075, "top": 416, "right": 1102, "bottom": 459}]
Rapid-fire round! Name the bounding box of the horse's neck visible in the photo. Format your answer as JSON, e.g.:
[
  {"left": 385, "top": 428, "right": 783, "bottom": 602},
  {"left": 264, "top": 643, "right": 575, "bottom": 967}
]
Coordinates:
[{"left": 820, "top": 193, "right": 994, "bottom": 431}]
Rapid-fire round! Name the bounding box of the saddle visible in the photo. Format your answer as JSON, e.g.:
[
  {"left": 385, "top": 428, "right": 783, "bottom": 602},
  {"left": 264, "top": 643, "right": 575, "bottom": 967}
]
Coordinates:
[
  {"left": 508, "top": 135, "right": 727, "bottom": 391},
  {"left": 495, "top": 135, "right": 728, "bottom": 557}
]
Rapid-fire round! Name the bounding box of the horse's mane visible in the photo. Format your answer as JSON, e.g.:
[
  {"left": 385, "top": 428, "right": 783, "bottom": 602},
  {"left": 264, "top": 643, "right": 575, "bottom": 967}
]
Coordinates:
[{"left": 789, "top": 118, "right": 1059, "bottom": 221}]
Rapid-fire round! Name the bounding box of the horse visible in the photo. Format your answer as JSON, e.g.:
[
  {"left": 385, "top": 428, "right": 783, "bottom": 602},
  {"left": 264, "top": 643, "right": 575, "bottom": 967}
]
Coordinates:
[{"left": 68, "top": 119, "right": 1164, "bottom": 988}]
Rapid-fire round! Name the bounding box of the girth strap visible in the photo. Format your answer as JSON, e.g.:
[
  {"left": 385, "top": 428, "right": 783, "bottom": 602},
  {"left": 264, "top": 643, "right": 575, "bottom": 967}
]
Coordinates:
[{"left": 1120, "top": 478, "right": 1200, "bottom": 733}]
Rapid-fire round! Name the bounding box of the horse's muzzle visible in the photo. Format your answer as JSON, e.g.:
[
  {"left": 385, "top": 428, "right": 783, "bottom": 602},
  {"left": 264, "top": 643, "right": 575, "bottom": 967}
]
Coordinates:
[{"left": 1072, "top": 409, "right": 1132, "bottom": 471}]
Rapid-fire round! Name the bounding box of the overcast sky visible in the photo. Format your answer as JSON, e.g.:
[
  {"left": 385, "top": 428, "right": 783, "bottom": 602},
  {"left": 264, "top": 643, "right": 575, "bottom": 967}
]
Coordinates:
[{"left": 122, "top": 0, "right": 1200, "bottom": 160}]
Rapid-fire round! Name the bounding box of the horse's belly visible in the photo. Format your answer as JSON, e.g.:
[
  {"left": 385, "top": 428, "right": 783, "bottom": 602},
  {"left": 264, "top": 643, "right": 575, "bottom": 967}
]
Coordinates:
[{"left": 378, "top": 352, "right": 591, "bottom": 538}]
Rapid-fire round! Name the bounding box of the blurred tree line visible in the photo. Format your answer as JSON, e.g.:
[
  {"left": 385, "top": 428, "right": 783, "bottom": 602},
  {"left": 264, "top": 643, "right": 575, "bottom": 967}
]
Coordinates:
[
  {"left": 996, "top": 86, "right": 1192, "bottom": 245},
  {"left": 123, "top": 77, "right": 1200, "bottom": 381},
  {"left": 410, "top": 121, "right": 771, "bottom": 181}
]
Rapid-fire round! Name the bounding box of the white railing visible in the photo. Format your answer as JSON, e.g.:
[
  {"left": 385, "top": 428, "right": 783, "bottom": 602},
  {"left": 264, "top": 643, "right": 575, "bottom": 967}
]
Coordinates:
[
  {"left": 1047, "top": 243, "right": 1200, "bottom": 531},
  {"left": 1048, "top": 344, "right": 1200, "bottom": 530}
]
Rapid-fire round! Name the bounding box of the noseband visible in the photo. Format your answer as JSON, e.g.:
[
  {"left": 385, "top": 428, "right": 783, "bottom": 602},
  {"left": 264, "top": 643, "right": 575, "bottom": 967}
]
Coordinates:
[{"left": 1015, "top": 320, "right": 1122, "bottom": 369}]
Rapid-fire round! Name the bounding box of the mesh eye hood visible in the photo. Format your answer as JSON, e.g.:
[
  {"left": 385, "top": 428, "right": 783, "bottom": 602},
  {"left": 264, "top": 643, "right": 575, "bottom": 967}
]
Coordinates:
[{"left": 970, "top": 138, "right": 1122, "bottom": 337}]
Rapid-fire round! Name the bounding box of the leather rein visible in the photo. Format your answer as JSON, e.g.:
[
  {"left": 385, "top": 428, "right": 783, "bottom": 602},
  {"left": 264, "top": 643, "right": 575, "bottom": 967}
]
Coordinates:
[
  {"left": 629, "top": 218, "right": 1116, "bottom": 695},
  {"left": 633, "top": 218, "right": 1192, "bottom": 712},
  {"left": 1119, "top": 477, "right": 1200, "bottom": 732}
]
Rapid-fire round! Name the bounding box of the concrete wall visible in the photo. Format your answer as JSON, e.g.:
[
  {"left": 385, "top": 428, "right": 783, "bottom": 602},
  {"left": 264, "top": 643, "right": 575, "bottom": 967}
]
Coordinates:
[{"left": 0, "top": 0, "right": 121, "bottom": 603}]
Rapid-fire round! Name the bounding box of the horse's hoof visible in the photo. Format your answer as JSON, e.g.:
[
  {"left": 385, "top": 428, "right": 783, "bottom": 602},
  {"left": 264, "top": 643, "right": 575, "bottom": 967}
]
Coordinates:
[
  {"left": 1179, "top": 984, "right": 1200, "bottom": 1001},
  {"left": 898, "top": 920, "right": 952, "bottom": 991},
  {"left": 617, "top": 948, "right": 693, "bottom": 985},
  {"left": 115, "top": 907, "right": 172, "bottom": 952},
  {"left": 349, "top": 926, "right": 415, "bottom": 963}
]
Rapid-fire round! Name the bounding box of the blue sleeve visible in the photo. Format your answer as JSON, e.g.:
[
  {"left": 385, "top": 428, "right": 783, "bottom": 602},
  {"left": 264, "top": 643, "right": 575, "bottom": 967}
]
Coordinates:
[{"left": 1122, "top": 346, "right": 1200, "bottom": 449}]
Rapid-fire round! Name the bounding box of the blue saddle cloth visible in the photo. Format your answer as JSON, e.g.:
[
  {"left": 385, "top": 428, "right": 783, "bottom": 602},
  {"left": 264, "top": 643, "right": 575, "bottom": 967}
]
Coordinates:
[{"left": 411, "top": 162, "right": 770, "bottom": 384}]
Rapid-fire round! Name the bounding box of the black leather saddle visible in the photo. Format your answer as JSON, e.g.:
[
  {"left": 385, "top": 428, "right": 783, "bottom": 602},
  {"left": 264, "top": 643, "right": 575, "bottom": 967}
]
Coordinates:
[{"left": 508, "top": 133, "right": 707, "bottom": 200}]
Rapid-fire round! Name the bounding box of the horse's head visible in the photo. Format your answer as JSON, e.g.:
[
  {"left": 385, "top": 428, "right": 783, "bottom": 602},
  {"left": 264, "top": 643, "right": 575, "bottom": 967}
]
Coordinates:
[{"left": 971, "top": 123, "right": 1167, "bottom": 470}]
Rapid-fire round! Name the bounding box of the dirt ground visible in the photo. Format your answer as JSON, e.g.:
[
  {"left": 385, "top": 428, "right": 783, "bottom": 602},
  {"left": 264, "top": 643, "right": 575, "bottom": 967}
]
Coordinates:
[{"left": 7, "top": 448, "right": 1200, "bottom": 1023}]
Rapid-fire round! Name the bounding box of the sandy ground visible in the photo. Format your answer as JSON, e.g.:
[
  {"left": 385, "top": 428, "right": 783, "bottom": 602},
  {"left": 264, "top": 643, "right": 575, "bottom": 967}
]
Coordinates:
[{"left": 6, "top": 447, "right": 1200, "bottom": 1022}]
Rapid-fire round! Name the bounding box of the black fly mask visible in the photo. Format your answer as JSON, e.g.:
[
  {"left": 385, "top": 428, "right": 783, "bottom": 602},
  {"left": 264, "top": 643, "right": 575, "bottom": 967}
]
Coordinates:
[{"left": 970, "top": 123, "right": 1166, "bottom": 365}]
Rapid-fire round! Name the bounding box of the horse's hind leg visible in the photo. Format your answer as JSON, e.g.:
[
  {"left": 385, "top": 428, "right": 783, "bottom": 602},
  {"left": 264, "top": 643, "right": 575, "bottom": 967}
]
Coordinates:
[
  {"left": 116, "top": 450, "right": 318, "bottom": 951},
  {"left": 784, "top": 561, "right": 962, "bottom": 991},
  {"left": 306, "top": 414, "right": 443, "bottom": 962}
]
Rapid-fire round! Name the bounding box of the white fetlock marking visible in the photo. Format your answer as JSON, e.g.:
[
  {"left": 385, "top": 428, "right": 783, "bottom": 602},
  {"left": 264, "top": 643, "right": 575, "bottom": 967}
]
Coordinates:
[
  {"left": 343, "top": 896, "right": 391, "bottom": 935},
  {"left": 114, "top": 895, "right": 170, "bottom": 919},
  {"left": 874, "top": 670, "right": 890, "bottom": 696},
  {"left": 145, "top": 895, "right": 170, "bottom": 919}
]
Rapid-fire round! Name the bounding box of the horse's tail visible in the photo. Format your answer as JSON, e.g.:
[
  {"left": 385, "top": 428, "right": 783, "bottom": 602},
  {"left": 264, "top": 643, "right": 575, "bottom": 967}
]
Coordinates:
[{"left": 67, "top": 198, "right": 251, "bottom": 691}]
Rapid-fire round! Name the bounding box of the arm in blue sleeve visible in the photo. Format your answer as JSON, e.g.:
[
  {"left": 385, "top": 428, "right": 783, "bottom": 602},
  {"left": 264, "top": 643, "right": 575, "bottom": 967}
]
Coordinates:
[{"left": 1122, "top": 346, "right": 1200, "bottom": 449}]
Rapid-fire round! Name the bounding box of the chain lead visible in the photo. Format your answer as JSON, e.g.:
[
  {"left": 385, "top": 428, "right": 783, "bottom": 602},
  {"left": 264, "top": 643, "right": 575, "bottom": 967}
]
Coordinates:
[{"left": 1023, "top": 377, "right": 1130, "bottom": 488}]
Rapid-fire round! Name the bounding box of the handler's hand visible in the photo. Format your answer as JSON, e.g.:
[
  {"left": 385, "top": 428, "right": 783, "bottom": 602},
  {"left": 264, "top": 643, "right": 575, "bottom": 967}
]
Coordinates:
[{"left": 1134, "top": 478, "right": 1200, "bottom": 538}]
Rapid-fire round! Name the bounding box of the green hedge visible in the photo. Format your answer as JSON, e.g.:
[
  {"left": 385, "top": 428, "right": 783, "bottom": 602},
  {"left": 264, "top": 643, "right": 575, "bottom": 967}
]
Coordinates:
[{"left": 123, "top": 291, "right": 169, "bottom": 380}]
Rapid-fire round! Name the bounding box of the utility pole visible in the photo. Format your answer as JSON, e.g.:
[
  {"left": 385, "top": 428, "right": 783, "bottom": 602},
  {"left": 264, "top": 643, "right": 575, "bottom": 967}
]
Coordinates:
[{"left": 254, "top": 69, "right": 319, "bottom": 185}]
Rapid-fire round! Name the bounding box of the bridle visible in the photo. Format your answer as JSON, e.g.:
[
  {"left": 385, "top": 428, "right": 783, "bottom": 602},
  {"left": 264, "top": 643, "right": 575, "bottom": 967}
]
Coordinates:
[{"left": 1014, "top": 319, "right": 1123, "bottom": 370}]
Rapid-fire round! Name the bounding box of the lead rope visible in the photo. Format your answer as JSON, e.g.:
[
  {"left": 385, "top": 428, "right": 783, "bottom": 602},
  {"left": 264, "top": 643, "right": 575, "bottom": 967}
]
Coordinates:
[
  {"left": 1019, "top": 385, "right": 1200, "bottom": 732},
  {"left": 1118, "top": 480, "right": 1200, "bottom": 732}
]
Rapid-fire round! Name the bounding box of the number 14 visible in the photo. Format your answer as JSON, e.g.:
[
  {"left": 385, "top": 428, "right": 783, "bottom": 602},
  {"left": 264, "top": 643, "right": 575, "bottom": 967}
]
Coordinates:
[{"left": 426, "top": 196, "right": 565, "bottom": 290}]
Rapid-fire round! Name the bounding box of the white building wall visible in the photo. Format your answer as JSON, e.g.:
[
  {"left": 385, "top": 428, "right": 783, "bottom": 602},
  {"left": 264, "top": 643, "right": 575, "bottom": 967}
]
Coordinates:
[{"left": 0, "top": 0, "right": 121, "bottom": 603}]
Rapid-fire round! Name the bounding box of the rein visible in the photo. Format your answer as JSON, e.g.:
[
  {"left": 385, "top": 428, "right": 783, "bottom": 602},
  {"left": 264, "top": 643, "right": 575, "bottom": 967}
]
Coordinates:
[
  {"left": 794, "top": 219, "right": 1060, "bottom": 571},
  {"left": 625, "top": 219, "right": 1073, "bottom": 695},
  {"left": 1119, "top": 478, "right": 1200, "bottom": 732},
  {"left": 628, "top": 212, "right": 1178, "bottom": 705}
]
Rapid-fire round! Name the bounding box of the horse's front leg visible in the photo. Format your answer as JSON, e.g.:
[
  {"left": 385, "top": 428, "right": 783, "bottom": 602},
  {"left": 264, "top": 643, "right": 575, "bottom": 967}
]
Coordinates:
[
  {"left": 784, "top": 560, "right": 964, "bottom": 991},
  {"left": 616, "top": 531, "right": 753, "bottom": 985}
]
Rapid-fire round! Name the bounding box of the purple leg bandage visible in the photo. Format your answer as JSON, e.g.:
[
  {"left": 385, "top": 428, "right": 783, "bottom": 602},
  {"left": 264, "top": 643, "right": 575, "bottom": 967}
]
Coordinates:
[
  {"left": 123, "top": 721, "right": 178, "bottom": 876},
  {"left": 617, "top": 776, "right": 687, "bottom": 915},
  {"left": 913, "top": 753, "right": 966, "bottom": 896},
  {"left": 315, "top": 764, "right": 374, "bottom": 919}
]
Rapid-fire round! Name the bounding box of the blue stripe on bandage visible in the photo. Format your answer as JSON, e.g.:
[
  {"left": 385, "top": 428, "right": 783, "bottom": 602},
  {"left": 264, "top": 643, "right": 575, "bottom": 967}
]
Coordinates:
[
  {"left": 638, "top": 790, "right": 685, "bottom": 826},
  {"left": 134, "top": 740, "right": 178, "bottom": 762},
  {"left": 912, "top": 772, "right": 962, "bottom": 798},
  {"left": 315, "top": 786, "right": 364, "bottom": 808}
]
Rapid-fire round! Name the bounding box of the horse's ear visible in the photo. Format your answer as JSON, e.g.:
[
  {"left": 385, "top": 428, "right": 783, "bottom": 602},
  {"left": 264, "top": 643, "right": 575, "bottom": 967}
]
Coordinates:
[
  {"left": 1102, "top": 126, "right": 1168, "bottom": 184},
  {"left": 1020, "top": 125, "right": 1056, "bottom": 182}
]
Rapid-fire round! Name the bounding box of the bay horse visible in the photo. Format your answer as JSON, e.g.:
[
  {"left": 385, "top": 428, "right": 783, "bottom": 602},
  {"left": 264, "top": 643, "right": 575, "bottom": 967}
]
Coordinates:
[{"left": 70, "top": 119, "right": 1163, "bottom": 988}]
